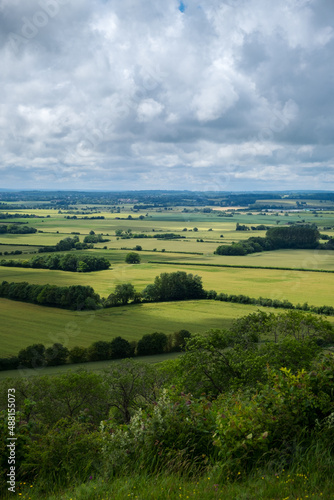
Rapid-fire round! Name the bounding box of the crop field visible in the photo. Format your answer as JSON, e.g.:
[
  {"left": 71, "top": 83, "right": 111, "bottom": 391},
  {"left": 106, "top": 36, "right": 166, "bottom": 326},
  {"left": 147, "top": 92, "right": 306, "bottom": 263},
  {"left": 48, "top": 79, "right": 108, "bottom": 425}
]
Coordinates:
[
  {"left": 1, "top": 196, "right": 334, "bottom": 361},
  {"left": 1, "top": 259, "right": 334, "bottom": 306},
  {"left": 0, "top": 298, "right": 286, "bottom": 356}
]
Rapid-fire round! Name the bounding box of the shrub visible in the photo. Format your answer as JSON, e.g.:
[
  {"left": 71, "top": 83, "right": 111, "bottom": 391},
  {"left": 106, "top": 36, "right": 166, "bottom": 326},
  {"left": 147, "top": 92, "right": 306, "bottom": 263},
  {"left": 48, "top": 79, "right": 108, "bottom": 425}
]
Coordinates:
[{"left": 22, "top": 419, "right": 101, "bottom": 487}]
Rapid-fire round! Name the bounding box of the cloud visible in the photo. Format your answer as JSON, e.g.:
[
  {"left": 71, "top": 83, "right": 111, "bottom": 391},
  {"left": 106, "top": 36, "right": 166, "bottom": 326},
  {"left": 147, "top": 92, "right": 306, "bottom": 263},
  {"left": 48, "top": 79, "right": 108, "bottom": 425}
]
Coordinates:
[{"left": 0, "top": 0, "right": 333, "bottom": 190}]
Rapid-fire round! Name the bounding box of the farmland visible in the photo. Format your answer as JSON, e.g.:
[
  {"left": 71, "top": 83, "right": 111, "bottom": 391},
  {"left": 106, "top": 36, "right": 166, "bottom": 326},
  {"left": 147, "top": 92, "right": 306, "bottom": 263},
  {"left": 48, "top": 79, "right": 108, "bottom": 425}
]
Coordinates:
[
  {"left": 0, "top": 298, "right": 290, "bottom": 357},
  {"left": 1, "top": 190, "right": 334, "bottom": 500},
  {"left": 1, "top": 191, "right": 334, "bottom": 356}
]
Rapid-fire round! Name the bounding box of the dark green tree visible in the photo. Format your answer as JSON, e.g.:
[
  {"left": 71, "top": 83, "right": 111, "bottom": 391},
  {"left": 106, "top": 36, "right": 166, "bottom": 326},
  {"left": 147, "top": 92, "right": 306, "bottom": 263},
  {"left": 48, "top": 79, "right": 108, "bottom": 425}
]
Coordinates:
[
  {"left": 125, "top": 252, "right": 141, "bottom": 264},
  {"left": 45, "top": 343, "right": 69, "bottom": 366},
  {"left": 110, "top": 336, "right": 133, "bottom": 359},
  {"left": 137, "top": 332, "right": 168, "bottom": 356},
  {"left": 68, "top": 346, "right": 88, "bottom": 363},
  {"left": 142, "top": 271, "right": 205, "bottom": 302},
  {"left": 114, "top": 283, "right": 136, "bottom": 305},
  {"left": 87, "top": 341, "right": 111, "bottom": 361},
  {"left": 18, "top": 344, "right": 46, "bottom": 369}
]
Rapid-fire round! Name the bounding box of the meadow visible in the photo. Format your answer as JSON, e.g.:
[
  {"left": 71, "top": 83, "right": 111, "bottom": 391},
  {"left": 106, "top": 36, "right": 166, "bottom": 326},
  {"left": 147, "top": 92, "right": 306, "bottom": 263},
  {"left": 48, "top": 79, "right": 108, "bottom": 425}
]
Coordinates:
[
  {"left": 1, "top": 257, "right": 333, "bottom": 306},
  {"left": 0, "top": 298, "right": 292, "bottom": 357},
  {"left": 1, "top": 199, "right": 334, "bottom": 357}
]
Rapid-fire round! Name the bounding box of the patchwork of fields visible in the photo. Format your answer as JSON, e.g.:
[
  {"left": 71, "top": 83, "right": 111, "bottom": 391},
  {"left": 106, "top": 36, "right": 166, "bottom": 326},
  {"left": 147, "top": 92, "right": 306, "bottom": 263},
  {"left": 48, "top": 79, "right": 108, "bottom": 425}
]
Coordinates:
[{"left": 1, "top": 198, "right": 334, "bottom": 356}]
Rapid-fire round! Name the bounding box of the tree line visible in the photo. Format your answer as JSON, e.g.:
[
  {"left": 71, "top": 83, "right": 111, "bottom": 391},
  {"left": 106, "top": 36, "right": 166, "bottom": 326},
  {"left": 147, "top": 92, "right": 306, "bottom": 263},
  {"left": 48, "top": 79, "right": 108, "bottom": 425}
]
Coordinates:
[
  {"left": 0, "top": 330, "right": 191, "bottom": 371},
  {"left": 115, "top": 229, "right": 185, "bottom": 240},
  {"left": 0, "top": 253, "right": 110, "bottom": 273},
  {"left": 0, "top": 223, "right": 37, "bottom": 234},
  {"left": 37, "top": 235, "right": 93, "bottom": 253},
  {"left": 0, "top": 281, "right": 101, "bottom": 310},
  {"left": 1, "top": 269, "right": 334, "bottom": 318},
  {"left": 215, "top": 225, "right": 327, "bottom": 255}
]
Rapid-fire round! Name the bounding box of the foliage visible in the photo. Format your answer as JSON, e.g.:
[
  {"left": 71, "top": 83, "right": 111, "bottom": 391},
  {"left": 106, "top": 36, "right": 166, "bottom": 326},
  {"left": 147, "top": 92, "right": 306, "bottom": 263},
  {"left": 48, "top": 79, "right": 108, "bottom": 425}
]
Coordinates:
[
  {"left": 0, "top": 253, "right": 110, "bottom": 272},
  {"left": 18, "top": 344, "right": 46, "bottom": 369},
  {"left": 213, "top": 363, "right": 334, "bottom": 474},
  {"left": 180, "top": 310, "right": 331, "bottom": 397},
  {"left": 103, "top": 359, "right": 166, "bottom": 423},
  {"left": 266, "top": 225, "right": 320, "bottom": 249},
  {"left": 110, "top": 336, "right": 134, "bottom": 359},
  {"left": 21, "top": 418, "right": 101, "bottom": 488},
  {"left": 45, "top": 343, "right": 69, "bottom": 366},
  {"left": 113, "top": 283, "right": 136, "bottom": 305},
  {"left": 38, "top": 236, "right": 93, "bottom": 253},
  {"left": 215, "top": 224, "right": 321, "bottom": 255},
  {"left": 142, "top": 271, "right": 206, "bottom": 302},
  {"left": 125, "top": 252, "right": 141, "bottom": 264},
  {"left": 83, "top": 233, "right": 109, "bottom": 243},
  {"left": 137, "top": 332, "right": 168, "bottom": 356},
  {"left": 0, "top": 224, "right": 37, "bottom": 234},
  {"left": 0, "top": 280, "right": 102, "bottom": 310},
  {"left": 100, "top": 388, "right": 217, "bottom": 477},
  {"left": 68, "top": 346, "right": 88, "bottom": 363}
]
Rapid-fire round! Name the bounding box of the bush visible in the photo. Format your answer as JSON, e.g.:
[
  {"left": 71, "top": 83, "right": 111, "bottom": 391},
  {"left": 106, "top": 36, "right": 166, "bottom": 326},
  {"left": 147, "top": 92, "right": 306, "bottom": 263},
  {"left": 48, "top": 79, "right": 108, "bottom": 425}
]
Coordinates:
[
  {"left": 100, "top": 388, "right": 216, "bottom": 477},
  {"left": 22, "top": 419, "right": 101, "bottom": 487},
  {"left": 213, "top": 363, "right": 334, "bottom": 474}
]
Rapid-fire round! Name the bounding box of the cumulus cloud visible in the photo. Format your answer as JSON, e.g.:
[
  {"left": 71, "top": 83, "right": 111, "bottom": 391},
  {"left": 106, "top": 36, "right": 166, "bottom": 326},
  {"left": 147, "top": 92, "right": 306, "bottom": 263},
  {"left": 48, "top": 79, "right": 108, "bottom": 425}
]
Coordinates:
[{"left": 0, "top": 0, "right": 333, "bottom": 190}]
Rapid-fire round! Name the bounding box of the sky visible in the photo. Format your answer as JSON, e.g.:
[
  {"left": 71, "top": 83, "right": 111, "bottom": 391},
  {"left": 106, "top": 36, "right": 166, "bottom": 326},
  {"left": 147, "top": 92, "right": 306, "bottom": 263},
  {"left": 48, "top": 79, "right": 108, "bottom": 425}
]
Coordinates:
[{"left": 0, "top": 0, "right": 334, "bottom": 192}]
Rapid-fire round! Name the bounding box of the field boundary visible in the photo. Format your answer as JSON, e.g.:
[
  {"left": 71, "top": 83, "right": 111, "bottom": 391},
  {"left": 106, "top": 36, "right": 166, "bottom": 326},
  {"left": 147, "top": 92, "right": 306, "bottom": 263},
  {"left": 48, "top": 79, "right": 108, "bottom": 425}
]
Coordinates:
[{"left": 148, "top": 260, "right": 334, "bottom": 273}]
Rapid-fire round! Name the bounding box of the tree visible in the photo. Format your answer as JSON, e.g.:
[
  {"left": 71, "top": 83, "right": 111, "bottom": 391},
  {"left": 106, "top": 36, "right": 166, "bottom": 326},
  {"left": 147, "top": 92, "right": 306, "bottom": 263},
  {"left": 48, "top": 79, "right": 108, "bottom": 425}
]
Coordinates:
[
  {"left": 68, "top": 346, "right": 88, "bottom": 363},
  {"left": 142, "top": 271, "right": 206, "bottom": 302},
  {"left": 180, "top": 310, "right": 330, "bottom": 397},
  {"left": 87, "top": 341, "right": 111, "bottom": 361},
  {"left": 125, "top": 252, "right": 141, "bottom": 264},
  {"left": 173, "top": 329, "right": 191, "bottom": 351},
  {"left": 18, "top": 344, "right": 46, "bottom": 369},
  {"left": 137, "top": 332, "right": 168, "bottom": 356},
  {"left": 110, "top": 336, "right": 134, "bottom": 359},
  {"left": 114, "top": 283, "right": 136, "bottom": 305},
  {"left": 104, "top": 359, "right": 163, "bottom": 423},
  {"left": 77, "top": 261, "right": 89, "bottom": 273},
  {"left": 266, "top": 225, "right": 320, "bottom": 249},
  {"left": 45, "top": 343, "right": 69, "bottom": 366}
]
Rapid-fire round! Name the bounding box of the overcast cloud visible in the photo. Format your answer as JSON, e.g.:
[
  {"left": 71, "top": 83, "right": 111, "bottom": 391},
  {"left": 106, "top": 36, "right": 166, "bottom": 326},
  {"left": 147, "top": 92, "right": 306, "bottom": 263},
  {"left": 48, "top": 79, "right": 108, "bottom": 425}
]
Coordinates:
[{"left": 0, "top": 0, "right": 333, "bottom": 191}]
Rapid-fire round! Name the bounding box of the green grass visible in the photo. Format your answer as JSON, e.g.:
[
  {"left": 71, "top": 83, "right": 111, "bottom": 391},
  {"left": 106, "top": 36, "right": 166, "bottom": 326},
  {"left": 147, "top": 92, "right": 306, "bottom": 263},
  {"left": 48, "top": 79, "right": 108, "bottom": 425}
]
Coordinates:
[
  {"left": 9, "top": 468, "right": 334, "bottom": 500},
  {"left": 1, "top": 257, "right": 334, "bottom": 306},
  {"left": 0, "top": 299, "right": 292, "bottom": 357},
  {"left": 1, "top": 206, "right": 334, "bottom": 360},
  {"left": 0, "top": 352, "right": 183, "bottom": 380},
  {"left": 147, "top": 248, "right": 334, "bottom": 271}
]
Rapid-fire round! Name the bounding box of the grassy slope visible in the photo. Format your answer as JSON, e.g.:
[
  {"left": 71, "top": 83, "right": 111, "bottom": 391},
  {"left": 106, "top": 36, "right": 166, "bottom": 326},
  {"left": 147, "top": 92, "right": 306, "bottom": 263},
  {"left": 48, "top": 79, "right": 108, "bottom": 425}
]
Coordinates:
[
  {"left": 0, "top": 352, "right": 183, "bottom": 380},
  {"left": 0, "top": 298, "right": 286, "bottom": 357}
]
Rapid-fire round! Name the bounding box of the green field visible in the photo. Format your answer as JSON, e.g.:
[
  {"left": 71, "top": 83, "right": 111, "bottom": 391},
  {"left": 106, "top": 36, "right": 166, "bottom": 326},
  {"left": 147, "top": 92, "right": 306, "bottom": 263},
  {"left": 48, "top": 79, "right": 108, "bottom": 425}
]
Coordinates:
[
  {"left": 1, "top": 257, "right": 333, "bottom": 306},
  {"left": 1, "top": 199, "right": 334, "bottom": 359},
  {"left": 0, "top": 298, "right": 294, "bottom": 356},
  {"left": 0, "top": 352, "right": 183, "bottom": 380}
]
